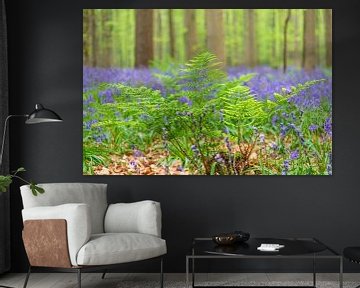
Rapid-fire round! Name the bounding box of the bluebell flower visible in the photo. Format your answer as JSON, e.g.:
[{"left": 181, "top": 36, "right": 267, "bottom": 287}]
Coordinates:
[
  {"left": 282, "top": 160, "right": 290, "bottom": 175},
  {"left": 214, "top": 153, "right": 225, "bottom": 164},
  {"left": 290, "top": 149, "right": 299, "bottom": 160},
  {"left": 271, "top": 115, "right": 279, "bottom": 126},
  {"left": 280, "top": 123, "right": 288, "bottom": 138},
  {"left": 224, "top": 137, "right": 231, "bottom": 152},
  {"left": 129, "top": 160, "right": 137, "bottom": 169},
  {"left": 324, "top": 117, "right": 332, "bottom": 136},
  {"left": 259, "top": 133, "right": 265, "bottom": 143},
  {"left": 133, "top": 149, "right": 144, "bottom": 158},
  {"left": 309, "top": 124, "right": 318, "bottom": 132},
  {"left": 270, "top": 142, "right": 278, "bottom": 150},
  {"left": 176, "top": 165, "right": 184, "bottom": 172},
  {"left": 178, "top": 96, "right": 192, "bottom": 106}
]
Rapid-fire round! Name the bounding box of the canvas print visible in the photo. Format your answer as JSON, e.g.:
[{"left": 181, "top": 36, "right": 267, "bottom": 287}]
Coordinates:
[{"left": 83, "top": 9, "right": 332, "bottom": 175}]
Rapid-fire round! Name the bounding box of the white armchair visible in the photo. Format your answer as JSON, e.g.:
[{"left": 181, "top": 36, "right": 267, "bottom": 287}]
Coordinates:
[{"left": 20, "top": 183, "right": 166, "bottom": 288}]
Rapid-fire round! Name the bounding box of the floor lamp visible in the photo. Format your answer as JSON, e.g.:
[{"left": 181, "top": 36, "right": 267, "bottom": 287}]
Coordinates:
[{"left": 0, "top": 103, "right": 62, "bottom": 288}]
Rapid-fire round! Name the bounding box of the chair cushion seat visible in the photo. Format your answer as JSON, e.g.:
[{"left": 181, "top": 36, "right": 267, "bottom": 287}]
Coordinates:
[
  {"left": 76, "top": 233, "right": 167, "bottom": 266},
  {"left": 344, "top": 247, "right": 360, "bottom": 263}
]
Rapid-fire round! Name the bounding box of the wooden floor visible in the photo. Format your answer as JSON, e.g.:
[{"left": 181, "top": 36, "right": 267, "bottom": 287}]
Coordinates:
[{"left": 0, "top": 273, "right": 359, "bottom": 288}]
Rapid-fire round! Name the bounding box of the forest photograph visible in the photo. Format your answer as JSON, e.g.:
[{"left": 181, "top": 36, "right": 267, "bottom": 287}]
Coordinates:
[{"left": 83, "top": 9, "right": 332, "bottom": 176}]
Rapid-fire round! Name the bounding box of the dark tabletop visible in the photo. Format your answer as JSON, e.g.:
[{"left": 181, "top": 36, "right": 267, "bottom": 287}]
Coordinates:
[{"left": 193, "top": 238, "right": 329, "bottom": 256}]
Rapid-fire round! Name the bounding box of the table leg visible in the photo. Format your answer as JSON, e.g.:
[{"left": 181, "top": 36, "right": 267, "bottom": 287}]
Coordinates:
[
  {"left": 339, "top": 257, "right": 343, "bottom": 288},
  {"left": 192, "top": 257, "right": 195, "bottom": 288},
  {"left": 186, "top": 257, "right": 189, "bottom": 288},
  {"left": 313, "top": 254, "right": 316, "bottom": 287}
]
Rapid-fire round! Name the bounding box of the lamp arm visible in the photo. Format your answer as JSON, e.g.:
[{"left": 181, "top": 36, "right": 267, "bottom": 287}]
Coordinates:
[{"left": 0, "top": 114, "right": 28, "bottom": 169}]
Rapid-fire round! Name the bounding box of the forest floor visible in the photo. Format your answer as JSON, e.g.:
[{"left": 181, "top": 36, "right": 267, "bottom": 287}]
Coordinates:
[
  {"left": 92, "top": 141, "right": 261, "bottom": 176},
  {"left": 93, "top": 152, "right": 189, "bottom": 175}
]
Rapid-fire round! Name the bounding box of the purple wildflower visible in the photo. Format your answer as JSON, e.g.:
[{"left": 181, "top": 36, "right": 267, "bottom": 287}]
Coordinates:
[
  {"left": 281, "top": 160, "right": 290, "bottom": 175},
  {"left": 324, "top": 117, "right": 332, "bottom": 136},
  {"left": 289, "top": 123, "right": 305, "bottom": 144},
  {"left": 99, "top": 89, "right": 114, "bottom": 104},
  {"left": 178, "top": 96, "right": 192, "bottom": 106},
  {"left": 84, "top": 119, "right": 98, "bottom": 130},
  {"left": 271, "top": 115, "right": 279, "bottom": 126},
  {"left": 133, "top": 149, "right": 144, "bottom": 158},
  {"left": 224, "top": 137, "right": 232, "bottom": 152},
  {"left": 129, "top": 160, "right": 137, "bottom": 170},
  {"left": 176, "top": 165, "right": 184, "bottom": 172},
  {"left": 94, "top": 133, "right": 107, "bottom": 143},
  {"left": 280, "top": 123, "right": 288, "bottom": 138},
  {"left": 214, "top": 153, "right": 225, "bottom": 164},
  {"left": 290, "top": 149, "right": 299, "bottom": 160},
  {"left": 191, "top": 145, "right": 200, "bottom": 157},
  {"left": 259, "top": 133, "right": 265, "bottom": 143},
  {"left": 309, "top": 124, "right": 318, "bottom": 132},
  {"left": 270, "top": 142, "right": 278, "bottom": 150}
]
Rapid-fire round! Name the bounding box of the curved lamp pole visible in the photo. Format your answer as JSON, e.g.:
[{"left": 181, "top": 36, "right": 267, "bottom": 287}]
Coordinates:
[
  {"left": 0, "top": 104, "right": 62, "bottom": 288},
  {"left": 0, "top": 103, "right": 63, "bottom": 170}
]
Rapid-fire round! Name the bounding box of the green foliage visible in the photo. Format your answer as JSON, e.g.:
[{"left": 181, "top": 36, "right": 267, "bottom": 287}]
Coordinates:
[
  {"left": 0, "top": 175, "right": 12, "bottom": 192},
  {"left": 83, "top": 51, "right": 330, "bottom": 175},
  {"left": 0, "top": 167, "right": 44, "bottom": 196}
]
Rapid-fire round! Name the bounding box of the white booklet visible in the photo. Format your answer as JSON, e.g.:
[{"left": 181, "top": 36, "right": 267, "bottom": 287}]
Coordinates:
[{"left": 257, "top": 243, "right": 285, "bottom": 251}]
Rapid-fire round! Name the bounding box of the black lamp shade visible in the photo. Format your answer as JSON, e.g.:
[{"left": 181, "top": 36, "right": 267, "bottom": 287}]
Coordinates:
[{"left": 25, "top": 104, "right": 63, "bottom": 124}]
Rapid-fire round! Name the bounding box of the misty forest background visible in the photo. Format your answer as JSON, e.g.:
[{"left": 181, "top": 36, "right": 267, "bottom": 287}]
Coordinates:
[
  {"left": 83, "top": 9, "right": 332, "bottom": 71},
  {"left": 83, "top": 9, "right": 332, "bottom": 176}
]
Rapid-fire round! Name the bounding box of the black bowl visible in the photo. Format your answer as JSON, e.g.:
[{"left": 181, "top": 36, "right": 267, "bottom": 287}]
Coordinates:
[
  {"left": 212, "top": 234, "right": 237, "bottom": 245},
  {"left": 233, "top": 230, "right": 250, "bottom": 242}
]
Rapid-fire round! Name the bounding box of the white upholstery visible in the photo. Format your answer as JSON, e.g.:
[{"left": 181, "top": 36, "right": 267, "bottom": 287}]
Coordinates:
[
  {"left": 77, "top": 233, "right": 167, "bottom": 266},
  {"left": 105, "top": 201, "right": 162, "bottom": 237},
  {"left": 22, "top": 204, "right": 91, "bottom": 266},
  {"left": 20, "top": 183, "right": 166, "bottom": 267},
  {"left": 20, "top": 183, "right": 107, "bottom": 234}
]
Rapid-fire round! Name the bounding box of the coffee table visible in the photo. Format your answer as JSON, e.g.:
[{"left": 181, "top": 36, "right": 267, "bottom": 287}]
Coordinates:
[{"left": 186, "top": 237, "right": 343, "bottom": 288}]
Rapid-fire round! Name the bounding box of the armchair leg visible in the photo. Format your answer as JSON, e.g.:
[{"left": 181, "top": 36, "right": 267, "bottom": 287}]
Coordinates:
[
  {"left": 23, "top": 266, "right": 31, "bottom": 288},
  {"left": 160, "top": 257, "right": 164, "bottom": 288},
  {"left": 77, "top": 268, "right": 81, "bottom": 288},
  {"left": 101, "top": 270, "right": 107, "bottom": 279}
]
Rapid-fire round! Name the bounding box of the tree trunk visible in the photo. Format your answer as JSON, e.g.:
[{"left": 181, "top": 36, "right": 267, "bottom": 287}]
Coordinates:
[
  {"left": 294, "top": 9, "right": 301, "bottom": 67},
  {"left": 271, "top": 9, "right": 277, "bottom": 68},
  {"left": 168, "top": 9, "right": 175, "bottom": 59},
  {"left": 205, "top": 9, "right": 226, "bottom": 68},
  {"left": 283, "top": 9, "right": 291, "bottom": 73},
  {"left": 102, "top": 9, "right": 112, "bottom": 67},
  {"left": 83, "top": 10, "right": 90, "bottom": 66},
  {"left": 155, "top": 9, "right": 163, "bottom": 61},
  {"left": 89, "top": 9, "right": 97, "bottom": 67},
  {"left": 302, "top": 9, "right": 316, "bottom": 71},
  {"left": 185, "top": 9, "right": 198, "bottom": 60},
  {"left": 325, "top": 9, "right": 332, "bottom": 67},
  {"left": 135, "top": 9, "right": 154, "bottom": 67},
  {"left": 245, "top": 9, "right": 256, "bottom": 67}
]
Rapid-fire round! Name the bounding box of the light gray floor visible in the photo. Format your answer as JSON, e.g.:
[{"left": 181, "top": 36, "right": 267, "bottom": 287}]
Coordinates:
[{"left": 0, "top": 273, "right": 360, "bottom": 288}]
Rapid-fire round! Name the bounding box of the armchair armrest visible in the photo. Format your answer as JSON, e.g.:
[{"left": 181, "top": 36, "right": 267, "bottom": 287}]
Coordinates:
[
  {"left": 104, "top": 200, "right": 162, "bottom": 237},
  {"left": 22, "top": 203, "right": 91, "bottom": 266}
]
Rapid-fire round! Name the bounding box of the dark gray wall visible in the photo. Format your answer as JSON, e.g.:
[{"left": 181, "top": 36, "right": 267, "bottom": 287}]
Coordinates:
[{"left": 5, "top": 0, "right": 360, "bottom": 273}]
